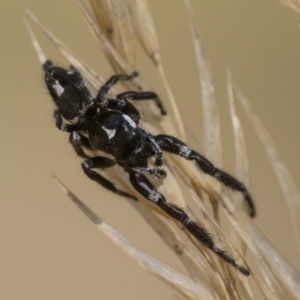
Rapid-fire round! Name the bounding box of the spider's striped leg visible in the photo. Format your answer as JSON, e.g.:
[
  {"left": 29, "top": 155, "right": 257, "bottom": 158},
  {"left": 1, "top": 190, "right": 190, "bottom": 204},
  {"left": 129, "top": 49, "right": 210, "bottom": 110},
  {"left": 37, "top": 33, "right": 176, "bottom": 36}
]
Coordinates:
[
  {"left": 145, "top": 135, "right": 164, "bottom": 167},
  {"left": 82, "top": 157, "right": 137, "bottom": 200},
  {"left": 130, "top": 166, "right": 167, "bottom": 179},
  {"left": 129, "top": 172, "right": 250, "bottom": 276},
  {"left": 155, "top": 134, "right": 256, "bottom": 218}
]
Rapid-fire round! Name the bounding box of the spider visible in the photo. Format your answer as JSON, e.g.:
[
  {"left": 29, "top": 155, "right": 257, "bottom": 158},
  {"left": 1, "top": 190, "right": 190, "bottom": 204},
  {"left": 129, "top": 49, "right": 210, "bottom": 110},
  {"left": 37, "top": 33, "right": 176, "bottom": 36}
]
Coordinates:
[{"left": 43, "top": 60, "right": 255, "bottom": 276}]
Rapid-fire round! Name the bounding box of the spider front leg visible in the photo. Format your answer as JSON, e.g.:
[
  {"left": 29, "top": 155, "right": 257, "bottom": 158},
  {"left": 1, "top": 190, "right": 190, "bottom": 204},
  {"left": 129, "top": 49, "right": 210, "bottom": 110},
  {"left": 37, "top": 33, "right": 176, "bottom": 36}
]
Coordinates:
[
  {"left": 69, "top": 131, "right": 93, "bottom": 159},
  {"left": 54, "top": 111, "right": 91, "bottom": 159},
  {"left": 155, "top": 134, "right": 256, "bottom": 218},
  {"left": 116, "top": 91, "right": 167, "bottom": 116},
  {"left": 82, "top": 157, "right": 137, "bottom": 200},
  {"left": 107, "top": 99, "right": 141, "bottom": 123},
  {"left": 145, "top": 135, "right": 164, "bottom": 166},
  {"left": 96, "top": 72, "right": 138, "bottom": 108},
  {"left": 129, "top": 172, "right": 250, "bottom": 276},
  {"left": 130, "top": 166, "right": 167, "bottom": 179},
  {"left": 69, "top": 70, "right": 93, "bottom": 108},
  {"left": 54, "top": 110, "right": 77, "bottom": 132}
]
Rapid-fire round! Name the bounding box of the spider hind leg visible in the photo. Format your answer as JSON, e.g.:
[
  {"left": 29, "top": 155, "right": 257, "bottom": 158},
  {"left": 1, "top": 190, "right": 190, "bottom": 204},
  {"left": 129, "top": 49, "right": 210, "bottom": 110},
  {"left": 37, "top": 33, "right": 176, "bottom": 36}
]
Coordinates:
[
  {"left": 155, "top": 134, "right": 256, "bottom": 218},
  {"left": 129, "top": 172, "right": 250, "bottom": 276},
  {"left": 69, "top": 131, "right": 93, "bottom": 159},
  {"left": 81, "top": 157, "right": 137, "bottom": 200}
]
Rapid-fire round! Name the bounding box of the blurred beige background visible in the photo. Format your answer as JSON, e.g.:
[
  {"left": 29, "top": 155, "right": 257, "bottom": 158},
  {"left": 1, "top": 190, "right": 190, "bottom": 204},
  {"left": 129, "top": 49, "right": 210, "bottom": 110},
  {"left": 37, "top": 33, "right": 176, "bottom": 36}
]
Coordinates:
[{"left": 1, "top": 0, "right": 300, "bottom": 299}]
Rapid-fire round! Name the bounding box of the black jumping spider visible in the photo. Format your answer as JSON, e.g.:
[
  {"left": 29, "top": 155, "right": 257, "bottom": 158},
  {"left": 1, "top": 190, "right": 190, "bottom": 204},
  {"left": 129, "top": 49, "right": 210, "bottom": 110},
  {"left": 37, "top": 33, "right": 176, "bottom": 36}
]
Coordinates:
[{"left": 43, "top": 60, "right": 255, "bottom": 276}]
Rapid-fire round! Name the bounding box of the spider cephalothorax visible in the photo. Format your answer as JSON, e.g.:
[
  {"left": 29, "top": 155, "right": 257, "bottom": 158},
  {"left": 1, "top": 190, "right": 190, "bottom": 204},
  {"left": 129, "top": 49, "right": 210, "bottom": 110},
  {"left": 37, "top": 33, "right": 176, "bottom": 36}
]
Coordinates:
[{"left": 44, "top": 60, "right": 255, "bottom": 275}]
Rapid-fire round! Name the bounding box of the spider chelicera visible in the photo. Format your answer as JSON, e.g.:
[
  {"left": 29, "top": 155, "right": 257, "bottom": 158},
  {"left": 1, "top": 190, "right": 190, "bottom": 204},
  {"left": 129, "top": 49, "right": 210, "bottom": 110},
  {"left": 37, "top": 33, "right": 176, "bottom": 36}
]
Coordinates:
[{"left": 43, "top": 60, "right": 255, "bottom": 276}]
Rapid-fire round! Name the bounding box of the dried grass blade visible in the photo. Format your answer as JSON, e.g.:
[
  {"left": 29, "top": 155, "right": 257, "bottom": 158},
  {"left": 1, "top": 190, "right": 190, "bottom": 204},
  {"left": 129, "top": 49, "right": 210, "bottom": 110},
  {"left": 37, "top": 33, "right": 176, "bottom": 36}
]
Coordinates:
[
  {"left": 250, "top": 224, "right": 300, "bottom": 299},
  {"left": 227, "top": 70, "right": 250, "bottom": 255},
  {"left": 190, "top": 190, "right": 246, "bottom": 270},
  {"left": 195, "top": 188, "right": 285, "bottom": 299},
  {"left": 156, "top": 63, "right": 186, "bottom": 141},
  {"left": 97, "top": 224, "right": 208, "bottom": 300},
  {"left": 128, "top": 200, "right": 213, "bottom": 285},
  {"left": 26, "top": 9, "right": 103, "bottom": 90},
  {"left": 280, "top": 0, "right": 300, "bottom": 13},
  {"left": 74, "top": 0, "right": 132, "bottom": 75},
  {"left": 234, "top": 83, "right": 300, "bottom": 258},
  {"left": 130, "top": 0, "right": 186, "bottom": 140},
  {"left": 75, "top": 0, "right": 140, "bottom": 82},
  {"left": 183, "top": 193, "right": 251, "bottom": 299},
  {"left": 130, "top": 0, "right": 159, "bottom": 63},
  {"left": 110, "top": 0, "right": 135, "bottom": 69},
  {"left": 220, "top": 196, "right": 281, "bottom": 300},
  {"left": 222, "top": 190, "right": 300, "bottom": 298},
  {"left": 53, "top": 175, "right": 214, "bottom": 300},
  {"left": 227, "top": 70, "right": 253, "bottom": 299},
  {"left": 89, "top": 0, "right": 113, "bottom": 40},
  {"left": 183, "top": 0, "right": 221, "bottom": 166},
  {"left": 24, "top": 19, "right": 47, "bottom": 64}
]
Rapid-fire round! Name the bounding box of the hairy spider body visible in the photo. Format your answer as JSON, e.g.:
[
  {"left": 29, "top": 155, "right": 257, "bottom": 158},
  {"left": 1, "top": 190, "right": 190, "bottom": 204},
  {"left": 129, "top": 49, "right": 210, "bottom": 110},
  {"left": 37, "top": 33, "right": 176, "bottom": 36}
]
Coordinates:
[{"left": 43, "top": 60, "right": 255, "bottom": 276}]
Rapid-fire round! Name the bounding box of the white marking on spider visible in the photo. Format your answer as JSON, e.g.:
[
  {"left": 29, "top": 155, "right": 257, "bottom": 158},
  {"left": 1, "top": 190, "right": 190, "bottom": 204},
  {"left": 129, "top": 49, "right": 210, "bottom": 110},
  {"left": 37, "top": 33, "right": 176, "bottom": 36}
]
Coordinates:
[
  {"left": 213, "top": 171, "right": 222, "bottom": 179},
  {"left": 102, "top": 126, "right": 116, "bottom": 139},
  {"left": 118, "top": 99, "right": 126, "bottom": 107},
  {"left": 99, "top": 99, "right": 108, "bottom": 107},
  {"left": 60, "top": 123, "right": 68, "bottom": 131},
  {"left": 122, "top": 114, "right": 136, "bottom": 128},
  {"left": 148, "top": 190, "right": 161, "bottom": 202},
  {"left": 52, "top": 80, "right": 65, "bottom": 96},
  {"left": 72, "top": 131, "right": 81, "bottom": 143},
  {"left": 183, "top": 218, "right": 193, "bottom": 226},
  {"left": 134, "top": 146, "right": 143, "bottom": 154},
  {"left": 69, "top": 116, "right": 80, "bottom": 124},
  {"left": 179, "top": 145, "right": 191, "bottom": 158},
  {"left": 82, "top": 160, "right": 93, "bottom": 169}
]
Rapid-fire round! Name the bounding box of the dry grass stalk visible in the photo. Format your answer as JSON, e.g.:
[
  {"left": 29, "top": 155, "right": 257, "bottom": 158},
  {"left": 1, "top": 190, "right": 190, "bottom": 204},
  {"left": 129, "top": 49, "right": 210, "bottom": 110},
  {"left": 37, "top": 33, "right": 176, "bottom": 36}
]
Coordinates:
[
  {"left": 226, "top": 69, "right": 250, "bottom": 256},
  {"left": 280, "top": 0, "right": 300, "bottom": 13},
  {"left": 25, "top": 0, "right": 300, "bottom": 299}
]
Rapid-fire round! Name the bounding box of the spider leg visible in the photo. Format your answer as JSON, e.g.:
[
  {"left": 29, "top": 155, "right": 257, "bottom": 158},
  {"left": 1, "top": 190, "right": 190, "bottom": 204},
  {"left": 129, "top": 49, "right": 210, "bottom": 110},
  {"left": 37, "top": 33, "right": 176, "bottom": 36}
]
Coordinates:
[
  {"left": 54, "top": 110, "right": 78, "bottom": 133},
  {"left": 145, "top": 135, "right": 164, "bottom": 166},
  {"left": 107, "top": 99, "right": 141, "bottom": 124},
  {"left": 43, "top": 59, "right": 54, "bottom": 71},
  {"left": 96, "top": 72, "right": 138, "bottom": 108},
  {"left": 69, "top": 131, "right": 93, "bottom": 159},
  {"left": 69, "top": 71, "right": 93, "bottom": 108},
  {"left": 155, "top": 134, "right": 256, "bottom": 218},
  {"left": 129, "top": 172, "right": 250, "bottom": 276},
  {"left": 116, "top": 91, "right": 167, "bottom": 116},
  {"left": 82, "top": 157, "right": 137, "bottom": 200},
  {"left": 130, "top": 166, "right": 167, "bottom": 179}
]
